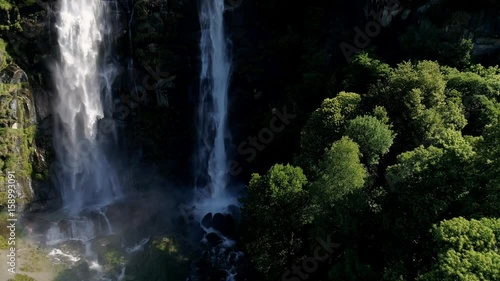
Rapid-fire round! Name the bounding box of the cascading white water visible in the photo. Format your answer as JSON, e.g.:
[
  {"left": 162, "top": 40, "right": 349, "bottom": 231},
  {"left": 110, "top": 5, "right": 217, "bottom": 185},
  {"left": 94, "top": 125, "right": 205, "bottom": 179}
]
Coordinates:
[
  {"left": 53, "top": 0, "right": 121, "bottom": 213},
  {"left": 195, "top": 0, "right": 232, "bottom": 200},
  {"left": 189, "top": 2, "right": 245, "bottom": 280}
]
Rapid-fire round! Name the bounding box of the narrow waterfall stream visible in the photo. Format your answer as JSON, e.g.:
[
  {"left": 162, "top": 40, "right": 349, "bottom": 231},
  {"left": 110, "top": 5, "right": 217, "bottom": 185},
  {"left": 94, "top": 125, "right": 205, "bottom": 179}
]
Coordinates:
[
  {"left": 192, "top": 0, "right": 240, "bottom": 221},
  {"left": 188, "top": 1, "right": 246, "bottom": 280},
  {"left": 195, "top": 0, "right": 231, "bottom": 200}
]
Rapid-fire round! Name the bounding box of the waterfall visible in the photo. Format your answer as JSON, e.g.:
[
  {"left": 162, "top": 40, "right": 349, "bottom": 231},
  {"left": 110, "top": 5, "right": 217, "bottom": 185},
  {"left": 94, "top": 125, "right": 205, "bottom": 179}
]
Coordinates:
[
  {"left": 195, "top": 0, "right": 232, "bottom": 200},
  {"left": 53, "top": 0, "right": 120, "bottom": 213},
  {"left": 188, "top": 2, "right": 246, "bottom": 280}
]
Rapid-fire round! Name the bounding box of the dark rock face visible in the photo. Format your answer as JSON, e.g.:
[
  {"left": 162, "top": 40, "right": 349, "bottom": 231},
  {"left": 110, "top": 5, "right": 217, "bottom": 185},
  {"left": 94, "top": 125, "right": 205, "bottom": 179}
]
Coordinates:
[
  {"left": 0, "top": 64, "right": 28, "bottom": 84},
  {"left": 201, "top": 212, "right": 213, "bottom": 228},
  {"left": 0, "top": 1, "right": 58, "bottom": 211},
  {"left": 186, "top": 209, "right": 253, "bottom": 281},
  {"left": 0, "top": 60, "right": 40, "bottom": 210}
]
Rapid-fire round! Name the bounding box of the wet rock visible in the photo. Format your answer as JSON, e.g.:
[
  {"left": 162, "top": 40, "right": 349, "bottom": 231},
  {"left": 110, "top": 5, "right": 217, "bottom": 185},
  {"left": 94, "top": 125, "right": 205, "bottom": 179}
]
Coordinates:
[
  {"left": 59, "top": 240, "right": 85, "bottom": 256},
  {"left": 127, "top": 234, "right": 191, "bottom": 281},
  {"left": 89, "top": 234, "right": 122, "bottom": 254},
  {"left": 212, "top": 213, "right": 235, "bottom": 237},
  {"left": 205, "top": 232, "right": 223, "bottom": 247},
  {"left": 57, "top": 219, "right": 73, "bottom": 237},
  {"left": 212, "top": 213, "right": 226, "bottom": 233},
  {"left": 0, "top": 64, "right": 28, "bottom": 84},
  {"left": 48, "top": 240, "right": 85, "bottom": 265},
  {"left": 201, "top": 212, "right": 213, "bottom": 228},
  {"left": 9, "top": 98, "right": 18, "bottom": 118}
]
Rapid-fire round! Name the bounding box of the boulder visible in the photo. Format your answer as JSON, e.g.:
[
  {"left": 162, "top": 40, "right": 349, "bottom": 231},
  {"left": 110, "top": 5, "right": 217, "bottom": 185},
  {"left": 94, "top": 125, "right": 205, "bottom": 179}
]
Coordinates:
[
  {"left": 0, "top": 64, "right": 28, "bottom": 84},
  {"left": 201, "top": 212, "right": 213, "bottom": 229},
  {"left": 205, "top": 232, "right": 223, "bottom": 247}
]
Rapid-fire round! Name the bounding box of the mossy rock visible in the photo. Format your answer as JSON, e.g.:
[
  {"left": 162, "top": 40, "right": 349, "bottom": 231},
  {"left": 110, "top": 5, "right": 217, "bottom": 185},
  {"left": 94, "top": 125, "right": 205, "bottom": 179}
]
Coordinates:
[{"left": 127, "top": 235, "right": 191, "bottom": 281}]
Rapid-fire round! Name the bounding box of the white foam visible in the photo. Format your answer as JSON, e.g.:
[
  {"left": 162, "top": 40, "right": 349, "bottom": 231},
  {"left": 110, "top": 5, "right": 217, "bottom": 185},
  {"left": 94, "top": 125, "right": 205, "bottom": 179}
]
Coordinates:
[{"left": 48, "top": 248, "right": 81, "bottom": 263}]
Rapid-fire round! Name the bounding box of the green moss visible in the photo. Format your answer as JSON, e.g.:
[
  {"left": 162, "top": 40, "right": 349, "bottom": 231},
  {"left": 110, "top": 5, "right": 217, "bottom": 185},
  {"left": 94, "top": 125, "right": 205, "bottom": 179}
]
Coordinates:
[
  {"left": 0, "top": 79, "right": 35, "bottom": 209},
  {"left": 34, "top": 173, "right": 44, "bottom": 181},
  {"left": 0, "top": 38, "right": 11, "bottom": 70},
  {"left": 0, "top": 1, "right": 22, "bottom": 32},
  {"left": 0, "top": 234, "right": 8, "bottom": 249},
  {"left": 153, "top": 236, "right": 180, "bottom": 253},
  {"left": 103, "top": 248, "right": 125, "bottom": 269},
  {"left": 7, "top": 274, "right": 35, "bottom": 281},
  {"left": 128, "top": 235, "right": 190, "bottom": 281}
]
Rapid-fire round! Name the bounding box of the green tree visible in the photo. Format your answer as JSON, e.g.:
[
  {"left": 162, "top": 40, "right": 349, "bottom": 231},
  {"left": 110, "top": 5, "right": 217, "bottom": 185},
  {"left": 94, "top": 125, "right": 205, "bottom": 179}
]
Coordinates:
[
  {"left": 342, "top": 52, "right": 391, "bottom": 95},
  {"left": 298, "top": 92, "right": 361, "bottom": 177},
  {"left": 417, "top": 217, "right": 500, "bottom": 281},
  {"left": 470, "top": 121, "right": 500, "bottom": 216},
  {"left": 310, "top": 138, "right": 377, "bottom": 281},
  {"left": 371, "top": 60, "right": 466, "bottom": 149},
  {"left": 345, "top": 115, "right": 395, "bottom": 166},
  {"left": 311, "top": 137, "right": 368, "bottom": 207},
  {"left": 443, "top": 66, "right": 500, "bottom": 135},
  {"left": 383, "top": 136, "right": 476, "bottom": 279},
  {"left": 240, "top": 164, "right": 313, "bottom": 280}
]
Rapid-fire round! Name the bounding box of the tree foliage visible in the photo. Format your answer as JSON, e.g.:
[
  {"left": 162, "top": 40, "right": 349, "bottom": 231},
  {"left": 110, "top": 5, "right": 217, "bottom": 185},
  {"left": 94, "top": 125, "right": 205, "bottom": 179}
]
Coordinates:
[
  {"left": 240, "top": 164, "right": 312, "bottom": 280},
  {"left": 346, "top": 115, "right": 395, "bottom": 166},
  {"left": 418, "top": 217, "right": 500, "bottom": 281},
  {"left": 298, "top": 92, "right": 361, "bottom": 176},
  {"left": 241, "top": 53, "right": 500, "bottom": 281},
  {"left": 311, "top": 137, "right": 368, "bottom": 207}
]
